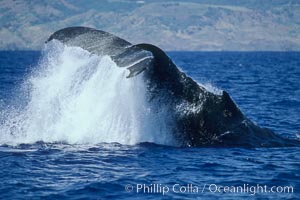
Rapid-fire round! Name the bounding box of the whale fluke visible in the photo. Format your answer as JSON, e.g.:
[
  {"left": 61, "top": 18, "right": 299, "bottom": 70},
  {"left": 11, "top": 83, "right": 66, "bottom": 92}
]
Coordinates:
[
  {"left": 47, "top": 27, "right": 152, "bottom": 78},
  {"left": 47, "top": 27, "right": 300, "bottom": 147}
]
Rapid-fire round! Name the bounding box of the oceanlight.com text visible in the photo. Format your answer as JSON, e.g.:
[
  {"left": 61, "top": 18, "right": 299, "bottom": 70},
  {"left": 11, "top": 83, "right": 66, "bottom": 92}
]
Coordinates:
[{"left": 125, "top": 183, "right": 294, "bottom": 196}]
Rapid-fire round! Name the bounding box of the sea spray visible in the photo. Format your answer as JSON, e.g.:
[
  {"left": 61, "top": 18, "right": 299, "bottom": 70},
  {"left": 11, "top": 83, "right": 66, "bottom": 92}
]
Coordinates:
[{"left": 0, "top": 41, "right": 176, "bottom": 146}]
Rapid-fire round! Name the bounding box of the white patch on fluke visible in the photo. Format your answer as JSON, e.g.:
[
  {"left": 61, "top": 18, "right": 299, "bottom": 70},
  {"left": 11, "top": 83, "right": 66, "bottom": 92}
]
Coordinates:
[{"left": 0, "top": 41, "right": 175, "bottom": 146}]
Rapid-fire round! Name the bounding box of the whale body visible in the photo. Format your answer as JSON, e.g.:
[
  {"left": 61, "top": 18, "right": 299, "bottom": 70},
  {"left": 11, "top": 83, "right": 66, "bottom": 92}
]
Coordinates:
[{"left": 47, "top": 27, "right": 299, "bottom": 147}]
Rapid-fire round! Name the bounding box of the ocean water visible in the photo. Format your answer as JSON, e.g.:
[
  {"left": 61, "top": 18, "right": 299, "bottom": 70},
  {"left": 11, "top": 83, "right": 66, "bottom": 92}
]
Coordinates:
[{"left": 0, "top": 48, "right": 299, "bottom": 199}]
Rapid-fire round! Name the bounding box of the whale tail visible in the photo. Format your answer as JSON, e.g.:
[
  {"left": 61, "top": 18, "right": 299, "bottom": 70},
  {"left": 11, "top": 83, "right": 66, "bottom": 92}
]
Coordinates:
[{"left": 44, "top": 27, "right": 300, "bottom": 147}]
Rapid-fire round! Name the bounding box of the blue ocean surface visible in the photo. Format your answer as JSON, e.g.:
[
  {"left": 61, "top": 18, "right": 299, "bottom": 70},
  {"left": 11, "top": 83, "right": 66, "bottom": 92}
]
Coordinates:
[{"left": 0, "top": 51, "right": 299, "bottom": 199}]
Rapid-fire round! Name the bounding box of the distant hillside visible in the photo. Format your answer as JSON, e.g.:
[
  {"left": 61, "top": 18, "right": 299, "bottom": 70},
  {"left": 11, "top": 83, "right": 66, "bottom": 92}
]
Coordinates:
[{"left": 0, "top": 0, "right": 300, "bottom": 51}]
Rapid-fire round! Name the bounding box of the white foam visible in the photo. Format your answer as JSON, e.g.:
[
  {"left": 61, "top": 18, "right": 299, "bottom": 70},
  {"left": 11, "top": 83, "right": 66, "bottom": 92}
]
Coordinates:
[
  {"left": 0, "top": 41, "right": 176, "bottom": 146},
  {"left": 198, "top": 82, "right": 223, "bottom": 95}
]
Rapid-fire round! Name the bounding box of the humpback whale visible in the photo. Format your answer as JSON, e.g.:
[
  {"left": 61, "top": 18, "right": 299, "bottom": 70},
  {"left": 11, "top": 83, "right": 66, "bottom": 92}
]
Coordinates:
[{"left": 47, "top": 27, "right": 299, "bottom": 147}]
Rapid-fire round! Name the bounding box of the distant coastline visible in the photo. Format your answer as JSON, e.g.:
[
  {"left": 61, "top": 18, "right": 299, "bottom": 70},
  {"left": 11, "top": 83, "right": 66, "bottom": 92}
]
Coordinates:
[{"left": 0, "top": 1, "right": 299, "bottom": 51}]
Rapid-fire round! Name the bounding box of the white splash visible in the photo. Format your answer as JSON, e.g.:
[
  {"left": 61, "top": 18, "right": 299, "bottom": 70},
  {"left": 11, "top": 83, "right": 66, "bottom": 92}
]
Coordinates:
[
  {"left": 198, "top": 82, "right": 223, "bottom": 95},
  {"left": 0, "top": 41, "right": 176, "bottom": 146}
]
